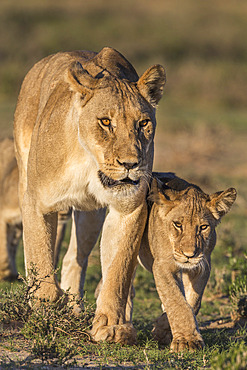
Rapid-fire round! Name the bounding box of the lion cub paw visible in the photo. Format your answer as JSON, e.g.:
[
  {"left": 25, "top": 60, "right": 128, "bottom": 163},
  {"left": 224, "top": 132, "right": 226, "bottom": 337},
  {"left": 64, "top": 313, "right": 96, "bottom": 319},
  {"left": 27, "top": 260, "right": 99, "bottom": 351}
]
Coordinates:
[
  {"left": 152, "top": 313, "right": 172, "bottom": 345},
  {"left": 170, "top": 334, "right": 204, "bottom": 352},
  {"left": 91, "top": 314, "right": 137, "bottom": 345}
]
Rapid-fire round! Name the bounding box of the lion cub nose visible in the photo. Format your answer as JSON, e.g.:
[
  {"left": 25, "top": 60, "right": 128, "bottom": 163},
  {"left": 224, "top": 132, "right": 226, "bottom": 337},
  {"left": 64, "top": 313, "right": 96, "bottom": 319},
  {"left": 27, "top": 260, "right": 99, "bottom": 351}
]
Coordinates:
[
  {"left": 117, "top": 159, "right": 139, "bottom": 170},
  {"left": 182, "top": 250, "right": 196, "bottom": 258}
]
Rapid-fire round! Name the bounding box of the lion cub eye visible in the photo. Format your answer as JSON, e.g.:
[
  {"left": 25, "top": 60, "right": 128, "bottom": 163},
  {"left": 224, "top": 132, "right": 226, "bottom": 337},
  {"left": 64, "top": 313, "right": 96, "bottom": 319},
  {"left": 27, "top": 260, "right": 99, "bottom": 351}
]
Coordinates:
[
  {"left": 173, "top": 221, "right": 182, "bottom": 230},
  {"left": 200, "top": 224, "right": 209, "bottom": 231},
  {"left": 99, "top": 118, "right": 111, "bottom": 127},
  {"left": 139, "top": 119, "right": 149, "bottom": 127}
]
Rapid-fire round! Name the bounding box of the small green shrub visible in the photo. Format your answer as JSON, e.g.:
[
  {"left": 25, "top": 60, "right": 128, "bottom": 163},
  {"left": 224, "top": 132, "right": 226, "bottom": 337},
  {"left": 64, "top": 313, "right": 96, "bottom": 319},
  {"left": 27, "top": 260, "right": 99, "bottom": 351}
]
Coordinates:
[
  {"left": 229, "top": 274, "right": 247, "bottom": 324},
  {"left": 0, "top": 281, "right": 30, "bottom": 324},
  {"left": 0, "top": 271, "right": 94, "bottom": 366}
]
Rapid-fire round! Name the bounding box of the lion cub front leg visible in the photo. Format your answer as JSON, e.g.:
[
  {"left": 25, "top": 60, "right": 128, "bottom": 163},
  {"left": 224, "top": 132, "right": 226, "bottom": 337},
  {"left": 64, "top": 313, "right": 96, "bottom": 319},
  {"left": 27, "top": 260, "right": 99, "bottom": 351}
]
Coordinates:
[
  {"left": 153, "top": 262, "right": 204, "bottom": 352},
  {"left": 153, "top": 262, "right": 211, "bottom": 347},
  {"left": 91, "top": 204, "right": 147, "bottom": 345},
  {"left": 22, "top": 193, "right": 62, "bottom": 302},
  {"left": 183, "top": 256, "right": 211, "bottom": 315}
]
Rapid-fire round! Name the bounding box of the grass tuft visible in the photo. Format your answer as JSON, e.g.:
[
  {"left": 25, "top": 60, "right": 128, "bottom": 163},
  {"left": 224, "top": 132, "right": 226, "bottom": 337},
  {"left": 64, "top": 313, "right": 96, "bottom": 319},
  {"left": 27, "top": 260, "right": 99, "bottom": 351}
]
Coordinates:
[{"left": 0, "top": 273, "right": 94, "bottom": 366}]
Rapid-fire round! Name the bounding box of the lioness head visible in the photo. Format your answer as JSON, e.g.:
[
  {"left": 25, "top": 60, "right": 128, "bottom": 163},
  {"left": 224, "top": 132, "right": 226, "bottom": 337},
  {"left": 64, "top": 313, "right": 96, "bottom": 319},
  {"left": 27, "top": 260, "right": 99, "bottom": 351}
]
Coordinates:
[
  {"left": 148, "top": 176, "right": 237, "bottom": 270},
  {"left": 67, "top": 47, "right": 166, "bottom": 197}
]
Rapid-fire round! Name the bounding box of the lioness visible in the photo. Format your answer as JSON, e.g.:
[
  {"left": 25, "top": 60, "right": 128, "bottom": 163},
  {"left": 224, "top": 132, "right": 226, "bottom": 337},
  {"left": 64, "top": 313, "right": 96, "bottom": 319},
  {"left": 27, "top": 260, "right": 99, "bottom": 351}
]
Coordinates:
[
  {"left": 0, "top": 138, "right": 71, "bottom": 280},
  {"left": 0, "top": 138, "right": 21, "bottom": 280},
  {"left": 137, "top": 173, "right": 237, "bottom": 351},
  {"left": 14, "top": 47, "right": 166, "bottom": 344}
]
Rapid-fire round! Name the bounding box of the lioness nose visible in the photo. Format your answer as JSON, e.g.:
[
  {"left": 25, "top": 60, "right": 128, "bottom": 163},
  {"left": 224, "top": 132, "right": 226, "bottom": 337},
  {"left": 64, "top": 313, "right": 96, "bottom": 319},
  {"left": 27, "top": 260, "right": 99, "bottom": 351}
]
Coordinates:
[{"left": 117, "top": 159, "right": 139, "bottom": 170}]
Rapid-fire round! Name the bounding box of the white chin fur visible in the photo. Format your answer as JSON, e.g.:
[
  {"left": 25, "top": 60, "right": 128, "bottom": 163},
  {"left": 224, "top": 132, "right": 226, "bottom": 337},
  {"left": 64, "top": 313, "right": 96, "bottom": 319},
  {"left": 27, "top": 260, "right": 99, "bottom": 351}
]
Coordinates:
[{"left": 175, "top": 258, "right": 204, "bottom": 272}]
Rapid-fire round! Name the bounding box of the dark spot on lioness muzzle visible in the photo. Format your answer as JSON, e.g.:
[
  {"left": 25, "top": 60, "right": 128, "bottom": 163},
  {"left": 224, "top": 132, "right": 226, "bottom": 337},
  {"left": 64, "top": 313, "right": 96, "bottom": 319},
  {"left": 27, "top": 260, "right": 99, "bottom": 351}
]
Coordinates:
[{"left": 98, "top": 170, "right": 140, "bottom": 188}]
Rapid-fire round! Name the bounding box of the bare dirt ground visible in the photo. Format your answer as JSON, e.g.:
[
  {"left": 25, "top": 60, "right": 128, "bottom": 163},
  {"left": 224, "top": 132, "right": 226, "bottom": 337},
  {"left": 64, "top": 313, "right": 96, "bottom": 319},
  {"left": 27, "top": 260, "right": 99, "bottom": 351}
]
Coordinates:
[{"left": 0, "top": 314, "right": 243, "bottom": 369}]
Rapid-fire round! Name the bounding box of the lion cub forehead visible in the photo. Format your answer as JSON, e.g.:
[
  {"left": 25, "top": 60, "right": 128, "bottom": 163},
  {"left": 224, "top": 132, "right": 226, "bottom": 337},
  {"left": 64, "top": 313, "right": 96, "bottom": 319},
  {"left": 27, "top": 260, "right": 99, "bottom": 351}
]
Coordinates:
[
  {"left": 176, "top": 187, "right": 209, "bottom": 210},
  {"left": 160, "top": 184, "right": 211, "bottom": 219},
  {"left": 182, "top": 192, "right": 209, "bottom": 216}
]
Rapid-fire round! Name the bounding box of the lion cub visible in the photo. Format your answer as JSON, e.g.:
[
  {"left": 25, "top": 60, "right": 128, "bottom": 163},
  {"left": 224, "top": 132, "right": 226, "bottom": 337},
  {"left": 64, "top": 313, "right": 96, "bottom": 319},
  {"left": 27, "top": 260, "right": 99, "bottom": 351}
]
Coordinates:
[{"left": 138, "top": 173, "right": 237, "bottom": 352}]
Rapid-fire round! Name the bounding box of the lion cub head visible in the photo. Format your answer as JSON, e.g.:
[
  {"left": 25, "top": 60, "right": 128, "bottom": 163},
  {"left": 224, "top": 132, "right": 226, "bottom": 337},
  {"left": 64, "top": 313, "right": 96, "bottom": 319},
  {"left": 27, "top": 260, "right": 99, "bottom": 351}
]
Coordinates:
[{"left": 147, "top": 174, "right": 237, "bottom": 270}]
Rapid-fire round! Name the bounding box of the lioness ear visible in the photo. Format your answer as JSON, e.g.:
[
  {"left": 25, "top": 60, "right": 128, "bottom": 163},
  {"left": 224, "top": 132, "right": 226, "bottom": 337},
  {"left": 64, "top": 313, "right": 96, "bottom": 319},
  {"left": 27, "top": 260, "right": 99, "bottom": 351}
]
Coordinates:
[
  {"left": 208, "top": 188, "right": 237, "bottom": 220},
  {"left": 138, "top": 65, "right": 166, "bottom": 108},
  {"left": 67, "top": 61, "right": 98, "bottom": 96}
]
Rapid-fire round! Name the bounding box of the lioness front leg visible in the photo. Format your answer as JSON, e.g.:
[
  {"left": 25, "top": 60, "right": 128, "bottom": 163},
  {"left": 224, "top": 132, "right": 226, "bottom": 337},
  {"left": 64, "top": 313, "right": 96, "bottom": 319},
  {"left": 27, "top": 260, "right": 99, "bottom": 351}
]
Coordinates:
[
  {"left": 95, "top": 268, "right": 136, "bottom": 324},
  {"left": 91, "top": 203, "right": 147, "bottom": 345},
  {"left": 153, "top": 262, "right": 204, "bottom": 352},
  {"left": 22, "top": 193, "right": 62, "bottom": 302}
]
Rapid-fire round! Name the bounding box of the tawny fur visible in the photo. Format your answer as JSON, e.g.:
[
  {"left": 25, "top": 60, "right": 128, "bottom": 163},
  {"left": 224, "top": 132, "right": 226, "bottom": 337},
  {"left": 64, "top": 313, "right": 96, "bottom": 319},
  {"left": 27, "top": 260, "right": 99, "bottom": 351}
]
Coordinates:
[
  {"left": 136, "top": 173, "right": 237, "bottom": 352},
  {"left": 0, "top": 138, "right": 21, "bottom": 280},
  {"left": 0, "top": 138, "right": 72, "bottom": 280},
  {"left": 13, "top": 47, "right": 166, "bottom": 344}
]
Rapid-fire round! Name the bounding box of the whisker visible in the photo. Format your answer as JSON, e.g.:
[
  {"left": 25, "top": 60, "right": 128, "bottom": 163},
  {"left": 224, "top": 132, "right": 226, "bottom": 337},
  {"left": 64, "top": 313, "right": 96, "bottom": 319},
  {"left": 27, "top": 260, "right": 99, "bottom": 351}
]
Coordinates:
[
  {"left": 142, "top": 174, "right": 152, "bottom": 191},
  {"left": 203, "top": 256, "right": 210, "bottom": 272}
]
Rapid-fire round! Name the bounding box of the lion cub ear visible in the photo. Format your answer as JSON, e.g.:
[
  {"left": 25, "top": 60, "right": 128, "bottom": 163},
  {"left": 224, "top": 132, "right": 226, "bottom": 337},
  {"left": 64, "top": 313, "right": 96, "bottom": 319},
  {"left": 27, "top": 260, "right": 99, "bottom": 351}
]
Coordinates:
[
  {"left": 148, "top": 178, "right": 172, "bottom": 205},
  {"left": 208, "top": 187, "right": 237, "bottom": 220},
  {"left": 138, "top": 65, "right": 166, "bottom": 108},
  {"left": 67, "top": 61, "right": 98, "bottom": 98}
]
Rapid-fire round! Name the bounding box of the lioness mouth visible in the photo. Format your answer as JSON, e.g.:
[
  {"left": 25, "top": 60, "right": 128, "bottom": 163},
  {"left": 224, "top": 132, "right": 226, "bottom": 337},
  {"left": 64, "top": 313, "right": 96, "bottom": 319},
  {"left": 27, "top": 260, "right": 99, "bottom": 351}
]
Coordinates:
[{"left": 98, "top": 171, "right": 140, "bottom": 188}]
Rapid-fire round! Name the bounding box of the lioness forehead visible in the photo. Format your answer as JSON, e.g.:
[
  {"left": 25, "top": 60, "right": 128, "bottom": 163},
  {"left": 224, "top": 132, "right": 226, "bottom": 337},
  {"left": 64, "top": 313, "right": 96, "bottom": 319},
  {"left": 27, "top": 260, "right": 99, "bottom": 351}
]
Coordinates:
[{"left": 88, "top": 80, "right": 155, "bottom": 119}]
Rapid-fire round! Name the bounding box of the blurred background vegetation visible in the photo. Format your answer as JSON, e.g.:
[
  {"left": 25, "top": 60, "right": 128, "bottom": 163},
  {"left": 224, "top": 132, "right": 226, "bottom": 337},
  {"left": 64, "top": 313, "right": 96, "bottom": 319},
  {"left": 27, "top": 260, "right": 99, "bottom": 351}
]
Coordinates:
[{"left": 0, "top": 0, "right": 246, "bottom": 328}]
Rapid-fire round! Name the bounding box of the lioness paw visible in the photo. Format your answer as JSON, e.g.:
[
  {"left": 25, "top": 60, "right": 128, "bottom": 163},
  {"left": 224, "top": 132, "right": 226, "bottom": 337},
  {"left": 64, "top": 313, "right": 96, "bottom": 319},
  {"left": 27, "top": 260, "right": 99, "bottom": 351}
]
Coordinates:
[
  {"left": 91, "top": 314, "right": 137, "bottom": 345},
  {"left": 170, "top": 336, "right": 204, "bottom": 352},
  {"left": 28, "top": 279, "right": 64, "bottom": 307}
]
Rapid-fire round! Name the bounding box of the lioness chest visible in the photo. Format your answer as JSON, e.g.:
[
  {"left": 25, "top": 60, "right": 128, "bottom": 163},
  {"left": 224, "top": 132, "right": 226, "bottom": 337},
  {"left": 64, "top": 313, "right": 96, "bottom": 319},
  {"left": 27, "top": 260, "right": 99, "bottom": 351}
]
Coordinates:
[{"left": 39, "top": 156, "right": 106, "bottom": 212}]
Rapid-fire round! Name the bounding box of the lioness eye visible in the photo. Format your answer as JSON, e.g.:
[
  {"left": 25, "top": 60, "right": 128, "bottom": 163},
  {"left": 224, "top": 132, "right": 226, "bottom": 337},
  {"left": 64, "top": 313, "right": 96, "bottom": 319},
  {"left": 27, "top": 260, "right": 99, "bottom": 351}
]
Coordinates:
[
  {"left": 139, "top": 119, "right": 149, "bottom": 127},
  {"left": 200, "top": 224, "right": 209, "bottom": 231},
  {"left": 100, "top": 118, "right": 111, "bottom": 126},
  {"left": 173, "top": 221, "right": 182, "bottom": 230}
]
